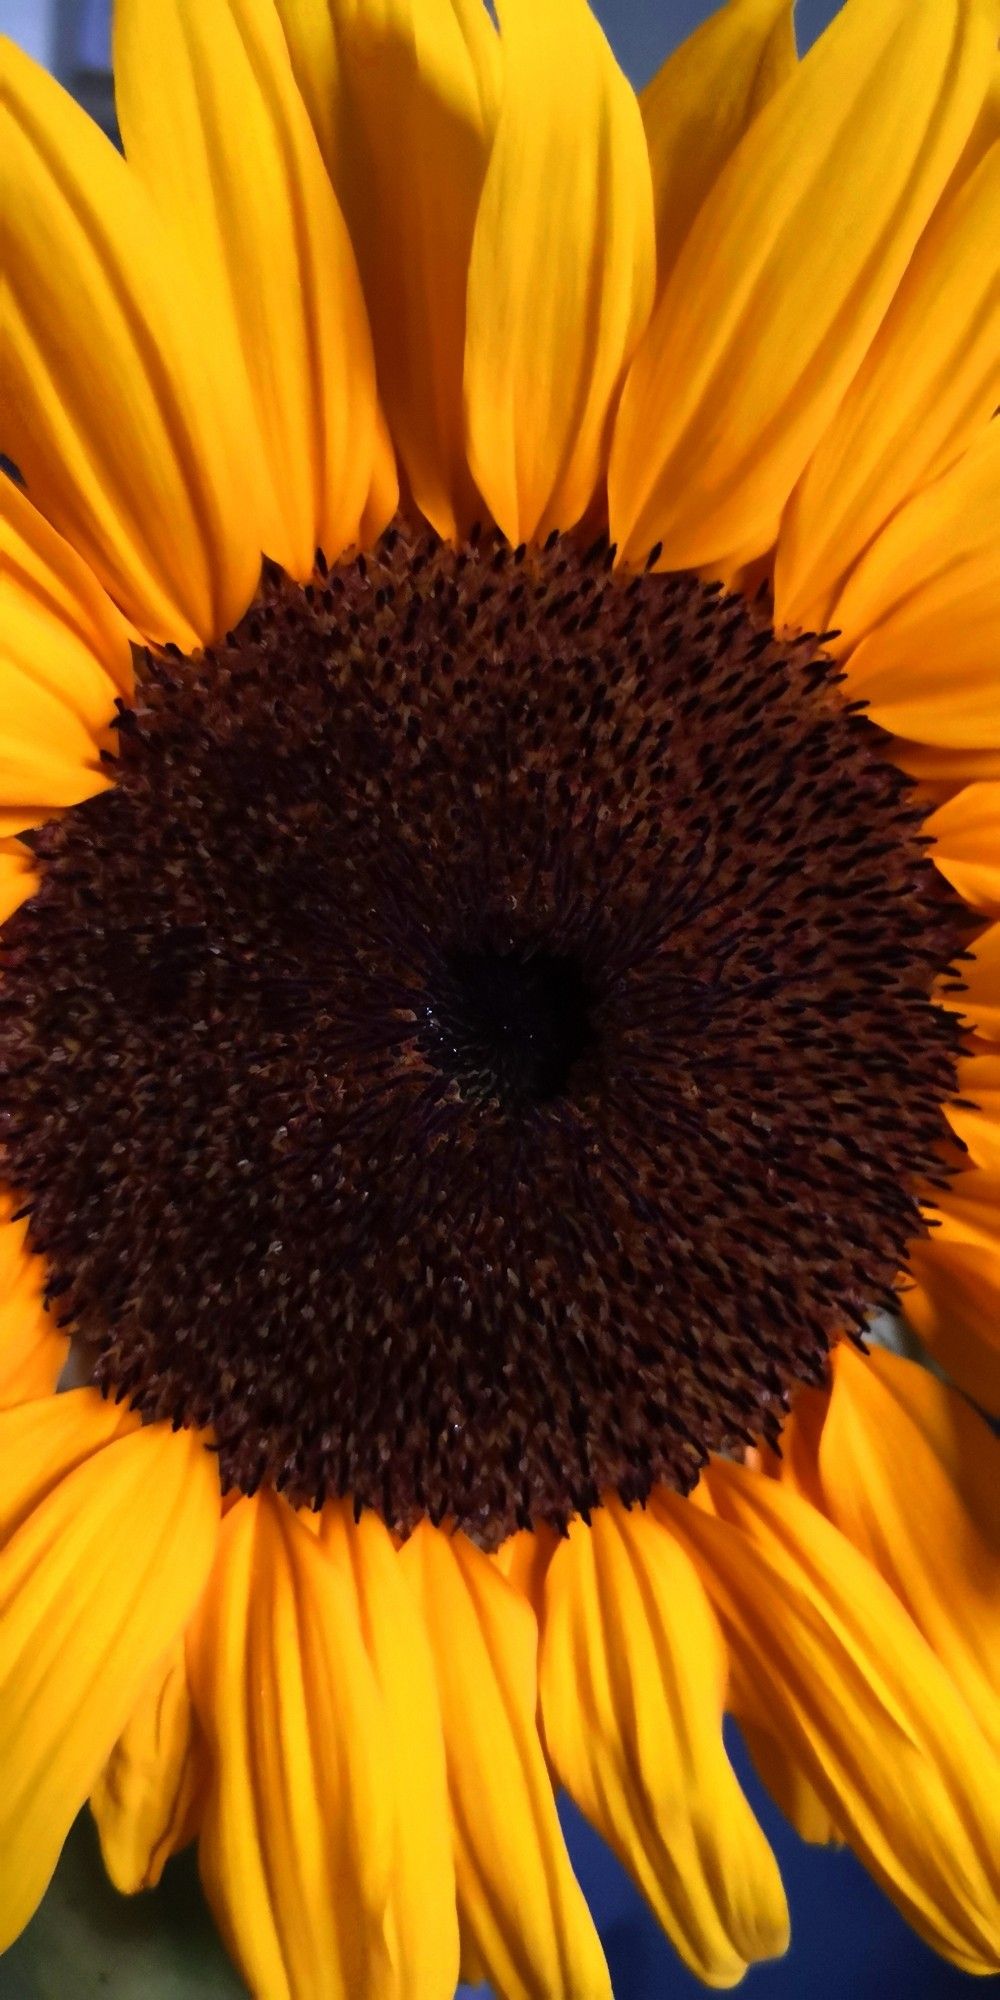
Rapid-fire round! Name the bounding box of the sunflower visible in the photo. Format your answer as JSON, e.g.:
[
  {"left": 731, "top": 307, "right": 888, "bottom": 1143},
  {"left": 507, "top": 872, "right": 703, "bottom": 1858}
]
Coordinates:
[{"left": 1, "top": 0, "right": 999, "bottom": 1994}]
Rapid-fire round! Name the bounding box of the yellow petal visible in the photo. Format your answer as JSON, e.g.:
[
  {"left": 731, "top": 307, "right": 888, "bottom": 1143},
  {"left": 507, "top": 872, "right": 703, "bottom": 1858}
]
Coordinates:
[
  {"left": 319, "top": 1502, "right": 460, "bottom": 2000},
  {"left": 641, "top": 0, "right": 796, "bottom": 288},
  {"left": 90, "top": 1634, "right": 204, "bottom": 1892},
  {"left": 949, "top": 1051, "right": 1000, "bottom": 1169},
  {"left": 609, "top": 0, "right": 995, "bottom": 570},
  {"left": 737, "top": 1721, "right": 842, "bottom": 1847},
  {"left": 818, "top": 1344, "right": 1000, "bottom": 1758},
  {"left": 932, "top": 1165, "right": 1000, "bottom": 1255},
  {"left": 926, "top": 783, "right": 1000, "bottom": 917},
  {"left": 660, "top": 1466, "right": 1000, "bottom": 1973},
  {"left": 1, "top": 479, "right": 134, "bottom": 835},
  {"left": 276, "top": 0, "right": 499, "bottom": 543},
  {"left": 906, "top": 1239, "right": 1000, "bottom": 1411},
  {"left": 2, "top": 40, "right": 260, "bottom": 648},
  {"left": 776, "top": 144, "right": 1000, "bottom": 631},
  {"left": 0, "top": 837, "right": 38, "bottom": 924},
  {"left": 0, "top": 1201, "right": 67, "bottom": 1411},
  {"left": 400, "top": 1520, "right": 612, "bottom": 2000},
  {"left": 955, "top": 920, "right": 1000, "bottom": 1038},
  {"left": 0, "top": 1421, "right": 219, "bottom": 1952},
  {"left": 831, "top": 427, "right": 1000, "bottom": 747},
  {"left": 539, "top": 1499, "right": 788, "bottom": 1986},
  {"left": 0, "top": 1388, "right": 134, "bottom": 1548},
  {"left": 114, "top": 0, "right": 378, "bottom": 577},
  {"left": 188, "top": 1494, "right": 395, "bottom": 2000},
  {"left": 888, "top": 739, "right": 1000, "bottom": 795},
  {"left": 464, "top": 0, "right": 655, "bottom": 544}
]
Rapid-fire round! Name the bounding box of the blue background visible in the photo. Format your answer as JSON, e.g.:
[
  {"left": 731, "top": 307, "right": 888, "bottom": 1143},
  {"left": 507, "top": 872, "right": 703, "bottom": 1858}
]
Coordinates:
[{"left": 2, "top": 2, "right": 993, "bottom": 1996}]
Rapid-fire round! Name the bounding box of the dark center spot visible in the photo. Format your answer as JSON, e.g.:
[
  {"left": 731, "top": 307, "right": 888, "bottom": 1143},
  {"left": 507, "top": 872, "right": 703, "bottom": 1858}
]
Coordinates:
[
  {"left": 433, "top": 947, "right": 596, "bottom": 1107},
  {"left": 0, "top": 520, "right": 967, "bottom": 1545}
]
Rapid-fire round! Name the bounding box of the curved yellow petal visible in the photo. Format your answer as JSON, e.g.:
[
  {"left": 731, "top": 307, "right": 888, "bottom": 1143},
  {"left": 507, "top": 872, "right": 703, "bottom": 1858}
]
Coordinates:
[
  {"left": 90, "top": 1634, "right": 204, "bottom": 1893},
  {"left": 464, "top": 0, "right": 654, "bottom": 545},
  {"left": 2, "top": 40, "right": 260, "bottom": 648},
  {"left": 832, "top": 427, "right": 999, "bottom": 747},
  {"left": 0, "top": 1388, "right": 133, "bottom": 1548},
  {"left": 276, "top": 0, "right": 498, "bottom": 543},
  {"left": 609, "top": 0, "right": 995, "bottom": 570},
  {"left": 641, "top": 0, "right": 796, "bottom": 288},
  {"left": 661, "top": 1466, "right": 1000, "bottom": 1974},
  {"left": 927, "top": 783, "right": 1000, "bottom": 917},
  {"left": 932, "top": 1166, "right": 1000, "bottom": 1256},
  {"left": 114, "top": 0, "right": 378, "bottom": 577},
  {"left": 0, "top": 838, "right": 38, "bottom": 924},
  {"left": 1, "top": 479, "right": 134, "bottom": 834},
  {"left": 0, "top": 1421, "right": 219, "bottom": 1953},
  {"left": 539, "top": 1499, "right": 789, "bottom": 1987},
  {"left": 400, "top": 1520, "right": 612, "bottom": 2000},
  {"left": 738, "top": 1721, "right": 842, "bottom": 1847},
  {"left": 949, "top": 1051, "right": 1000, "bottom": 1170},
  {"left": 188, "top": 1494, "right": 395, "bottom": 2000},
  {"left": 820, "top": 1345, "right": 1000, "bottom": 1758},
  {"left": 776, "top": 144, "right": 1000, "bottom": 631},
  {"left": 319, "top": 1502, "right": 460, "bottom": 2000},
  {"left": 955, "top": 920, "right": 1000, "bottom": 1039},
  {"left": 906, "top": 1239, "right": 1000, "bottom": 1411},
  {"left": 0, "top": 1201, "right": 67, "bottom": 1412},
  {"left": 888, "top": 739, "right": 1000, "bottom": 795}
]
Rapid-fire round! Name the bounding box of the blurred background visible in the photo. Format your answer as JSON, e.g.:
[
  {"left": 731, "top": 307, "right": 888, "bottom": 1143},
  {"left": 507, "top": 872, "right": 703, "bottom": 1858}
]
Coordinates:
[{"left": 0, "top": 2, "right": 985, "bottom": 1996}]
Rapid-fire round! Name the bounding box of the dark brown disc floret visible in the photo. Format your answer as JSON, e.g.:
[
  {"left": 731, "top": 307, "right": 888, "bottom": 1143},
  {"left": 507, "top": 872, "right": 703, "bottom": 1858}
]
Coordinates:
[{"left": 0, "top": 521, "right": 967, "bottom": 1543}]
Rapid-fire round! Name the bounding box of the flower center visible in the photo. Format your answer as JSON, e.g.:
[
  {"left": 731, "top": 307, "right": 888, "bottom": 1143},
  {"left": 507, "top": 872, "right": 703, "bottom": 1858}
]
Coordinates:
[{"left": 0, "top": 521, "right": 965, "bottom": 1543}]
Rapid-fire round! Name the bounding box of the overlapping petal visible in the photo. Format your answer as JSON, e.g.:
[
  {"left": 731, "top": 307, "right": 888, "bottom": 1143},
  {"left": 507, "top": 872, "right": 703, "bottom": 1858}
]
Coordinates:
[
  {"left": 816, "top": 1344, "right": 1000, "bottom": 1758},
  {"left": 114, "top": 0, "right": 379, "bottom": 577},
  {"left": 464, "top": 0, "right": 655, "bottom": 544},
  {"left": 775, "top": 144, "right": 1000, "bottom": 631},
  {"left": 906, "top": 1239, "right": 1000, "bottom": 1410},
  {"left": 90, "top": 1635, "right": 204, "bottom": 1893},
  {"left": 660, "top": 1466, "right": 1000, "bottom": 1973},
  {"left": 400, "top": 1520, "right": 612, "bottom": 2000},
  {"left": 276, "top": 0, "right": 499, "bottom": 542},
  {"left": 319, "top": 1502, "right": 460, "bottom": 2000},
  {"left": 641, "top": 0, "right": 796, "bottom": 288},
  {"left": 927, "top": 783, "right": 1000, "bottom": 917},
  {"left": 953, "top": 921, "right": 1000, "bottom": 1039},
  {"left": 539, "top": 1499, "right": 788, "bottom": 1986},
  {"left": 609, "top": 0, "right": 995, "bottom": 570},
  {"left": 0, "top": 1420, "right": 219, "bottom": 1951},
  {"left": 2, "top": 38, "right": 260, "bottom": 648},
  {"left": 949, "top": 1051, "right": 1000, "bottom": 1170},
  {"left": 188, "top": 1494, "right": 396, "bottom": 2000},
  {"left": 832, "top": 427, "right": 999, "bottom": 746}
]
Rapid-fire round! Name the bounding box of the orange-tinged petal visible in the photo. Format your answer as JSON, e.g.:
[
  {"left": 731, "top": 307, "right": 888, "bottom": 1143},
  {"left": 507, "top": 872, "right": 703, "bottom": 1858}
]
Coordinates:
[
  {"left": 464, "top": 0, "right": 654, "bottom": 545},
  {"left": 400, "top": 1520, "right": 612, "bottom": 2000},
  {"left": 319, "top": 1502, "right": 460, "bottom": 2000},
  {"left": 1, "top": 479, "right": 133, "bottom": 834},
  {"left": 90, "top": 1634, "right": 204, "bottom": 1893},
  {"left": 955, "top": 921, "right": 1000, "bottom": 1039},
  {"left": 0, "top": 1388, "right": 134, "bottom": 1546},
  {"left": 927, "top": 783, "right": 1000, "bottom": 917},
  {"left": 539, "top": 1499, "right": 788, "bottom": 1986},
  {"left": 114, "top": 0, "right": 378, "bottom": 577},
  {"left": 0, "top": 838, "right": 37, "bottom": 924},
  {"left": 931, "top": 1166, "right": 1000, "bottom": 1255},
  {"left": 0, "top": 1201, "right": 67, "bottom": 1411},
  {"left": 906, "top": 1239, "right": 1000, "bottom": 1411},
  {"left": 888, "top": 739, "right": 1000, "bottom": 796},
  {"left": 775, "top": 144, "right": 1000, "bottom": 631},
  {"left": 831, "top": 428, "right": 999, "bottom": 747},
  {"left": 2, "top": 40, "right": 260, "bottom": 648},
  {"left": 277, "top": 0, "right": 499, "bottom": 543},
  {"left": 188, "top": 1494, "right": 395, "bottom": 2000},
  {"left": 492, "top": 1520, "right": 560, "bottom": 1620},
  {"left": 609, "top": 0, "right": 995, "bottom": 571},
  {"left": 818, "top": 1344, "right": 1000, "bottom": 1756},
  {"left": 660, "top": 1467, "right": 1000, "bottom": 1973},
  {"left": 0, "top": 1422, "right": 219, "bottom": 1952},
  {"left": 950, "top": 1051, "right": 1000, "bottom": 1170},
  {"left": 641, "top": 0, "right": 796, "bottom": 288}
]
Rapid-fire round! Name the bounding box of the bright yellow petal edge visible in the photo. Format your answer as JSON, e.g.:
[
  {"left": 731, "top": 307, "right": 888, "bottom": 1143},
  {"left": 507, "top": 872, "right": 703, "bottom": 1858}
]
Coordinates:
[{"left": 2, "top": 0, "right": 1000, "bottom": 1991}]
